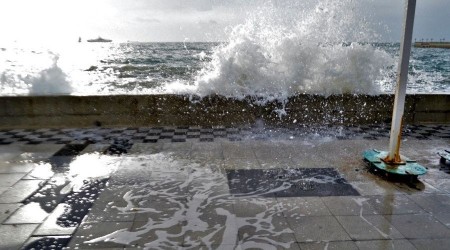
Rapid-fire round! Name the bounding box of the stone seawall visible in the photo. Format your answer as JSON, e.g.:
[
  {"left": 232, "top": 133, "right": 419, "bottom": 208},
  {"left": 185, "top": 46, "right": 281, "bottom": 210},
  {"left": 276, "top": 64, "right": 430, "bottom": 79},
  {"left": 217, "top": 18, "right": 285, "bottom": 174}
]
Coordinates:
[{"left": 0, "top": 94, "right": 449, "bottom": 129}]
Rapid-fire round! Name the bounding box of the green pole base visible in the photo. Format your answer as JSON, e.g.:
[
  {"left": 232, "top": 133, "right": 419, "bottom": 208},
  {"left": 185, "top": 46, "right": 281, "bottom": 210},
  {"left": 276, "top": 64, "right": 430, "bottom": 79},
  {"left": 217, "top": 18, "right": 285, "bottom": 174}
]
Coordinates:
[{"left": 363, "top": 149, "right": 427, "bottom": 177}]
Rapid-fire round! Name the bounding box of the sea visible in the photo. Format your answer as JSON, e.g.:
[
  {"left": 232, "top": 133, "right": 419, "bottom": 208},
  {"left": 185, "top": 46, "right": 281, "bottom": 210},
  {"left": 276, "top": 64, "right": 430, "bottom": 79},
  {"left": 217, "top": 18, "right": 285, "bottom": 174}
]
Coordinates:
[
  {"left": 1, "top": 42, "right": 448, "bottom": 99},
  {"left": 1, "top": 0, "right": 449, "bottom": 102}
]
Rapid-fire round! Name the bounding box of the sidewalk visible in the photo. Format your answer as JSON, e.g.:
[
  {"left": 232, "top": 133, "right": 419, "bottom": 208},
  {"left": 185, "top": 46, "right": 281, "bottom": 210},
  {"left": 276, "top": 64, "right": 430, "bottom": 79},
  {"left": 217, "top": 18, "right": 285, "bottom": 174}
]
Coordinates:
[{"left": 1, "top": 125, "right": 450, "bottom": 249}]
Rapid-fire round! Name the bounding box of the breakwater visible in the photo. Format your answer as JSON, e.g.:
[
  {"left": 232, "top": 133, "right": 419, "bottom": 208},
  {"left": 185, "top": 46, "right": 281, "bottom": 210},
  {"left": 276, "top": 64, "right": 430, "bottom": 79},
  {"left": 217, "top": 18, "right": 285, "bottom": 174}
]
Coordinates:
[
  {"left": 414, "top": 42, "right": 450, "bottom": 49},
  {"left": 0, "top": 94, "right": 449, "bottom": 129}
]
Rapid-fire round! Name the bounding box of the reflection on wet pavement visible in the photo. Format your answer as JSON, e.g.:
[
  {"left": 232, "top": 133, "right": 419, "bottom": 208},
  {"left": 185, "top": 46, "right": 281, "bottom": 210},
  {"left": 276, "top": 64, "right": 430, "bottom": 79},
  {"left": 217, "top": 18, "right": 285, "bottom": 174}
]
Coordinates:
[
  {"left": 227, "top": 168, "right": 359, "bottom": 197},
  {"left": 0, "top": 126, "right": 449, "bottom": 249}
]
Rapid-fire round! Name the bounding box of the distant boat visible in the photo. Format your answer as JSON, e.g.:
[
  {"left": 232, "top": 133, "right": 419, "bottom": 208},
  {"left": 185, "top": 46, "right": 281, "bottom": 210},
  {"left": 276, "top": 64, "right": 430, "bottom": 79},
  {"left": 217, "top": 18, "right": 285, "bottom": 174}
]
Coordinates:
[
  {"left": 87, "top": 37, "right": 112, "bottom": 43},
  {"left": 78, "top": 37, "right": 82, "bottom": 42}
]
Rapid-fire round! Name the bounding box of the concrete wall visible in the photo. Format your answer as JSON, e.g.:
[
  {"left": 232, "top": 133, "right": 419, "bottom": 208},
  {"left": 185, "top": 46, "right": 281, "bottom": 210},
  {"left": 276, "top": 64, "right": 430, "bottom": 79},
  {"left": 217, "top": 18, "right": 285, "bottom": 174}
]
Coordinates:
[{"left": 0, "top": 94, "right": 449, "bottom": 129}]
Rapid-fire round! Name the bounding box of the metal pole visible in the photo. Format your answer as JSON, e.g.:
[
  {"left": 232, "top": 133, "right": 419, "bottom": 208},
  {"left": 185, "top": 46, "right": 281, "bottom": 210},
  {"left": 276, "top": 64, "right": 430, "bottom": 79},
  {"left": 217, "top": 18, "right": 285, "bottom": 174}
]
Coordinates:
[{"left": 384, "top": 0, "right": 416, "bottom": 164}]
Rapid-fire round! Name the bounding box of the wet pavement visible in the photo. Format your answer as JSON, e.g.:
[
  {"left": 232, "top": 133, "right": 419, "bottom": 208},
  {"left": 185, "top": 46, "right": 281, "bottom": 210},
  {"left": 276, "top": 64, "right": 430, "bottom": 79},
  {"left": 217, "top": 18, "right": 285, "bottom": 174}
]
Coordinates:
[{"left": 0, "top": 125, "right": 450, "bottom": 249}]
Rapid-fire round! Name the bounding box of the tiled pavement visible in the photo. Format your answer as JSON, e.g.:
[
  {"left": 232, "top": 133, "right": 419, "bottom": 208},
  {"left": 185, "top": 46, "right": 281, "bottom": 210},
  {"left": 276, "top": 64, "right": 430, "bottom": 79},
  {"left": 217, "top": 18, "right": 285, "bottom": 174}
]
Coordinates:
[
  {"left": 0, "top": 124, "right": 449, "bottom": 145},
  {"left": 0, "top": 125, "right": 449, "bottom": 249}
]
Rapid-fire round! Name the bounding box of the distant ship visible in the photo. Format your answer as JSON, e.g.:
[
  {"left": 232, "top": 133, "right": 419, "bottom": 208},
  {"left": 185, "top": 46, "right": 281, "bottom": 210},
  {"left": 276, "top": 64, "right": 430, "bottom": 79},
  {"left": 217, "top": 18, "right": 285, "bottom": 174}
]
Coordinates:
[{"left": 87, "top": 37, "right": 112, "bottom": 43}]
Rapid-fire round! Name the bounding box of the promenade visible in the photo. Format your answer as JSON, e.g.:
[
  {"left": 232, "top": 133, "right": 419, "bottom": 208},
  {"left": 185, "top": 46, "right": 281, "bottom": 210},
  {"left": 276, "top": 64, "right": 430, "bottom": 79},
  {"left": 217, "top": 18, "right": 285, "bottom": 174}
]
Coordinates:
[{"left": 1, "top": 125, "right": 449, "bottom": 249}]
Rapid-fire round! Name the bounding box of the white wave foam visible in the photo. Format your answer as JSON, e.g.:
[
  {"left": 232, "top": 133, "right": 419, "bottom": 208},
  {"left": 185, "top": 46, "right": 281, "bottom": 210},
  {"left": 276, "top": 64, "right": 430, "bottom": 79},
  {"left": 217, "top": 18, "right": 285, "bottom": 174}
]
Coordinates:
[
  {"left": 28, "top": 55, "right": 73, "bottom": 95},
  {"left": 192, "top": 0, "right": 394, "bottom": 102}
]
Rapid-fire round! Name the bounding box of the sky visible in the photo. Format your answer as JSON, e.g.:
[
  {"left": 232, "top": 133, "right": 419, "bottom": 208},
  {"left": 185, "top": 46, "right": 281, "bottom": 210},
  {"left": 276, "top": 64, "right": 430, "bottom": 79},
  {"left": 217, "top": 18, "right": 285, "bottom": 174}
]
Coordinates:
[{"left": 0, "top": 0, "right": 449, "bottom": 44}]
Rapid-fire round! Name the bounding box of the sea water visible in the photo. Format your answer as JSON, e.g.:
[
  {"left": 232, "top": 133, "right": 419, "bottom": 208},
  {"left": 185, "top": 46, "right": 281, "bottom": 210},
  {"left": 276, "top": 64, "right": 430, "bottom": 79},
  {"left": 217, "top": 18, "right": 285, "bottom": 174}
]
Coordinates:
[{"left": 0, "top": 0, "right": 448, "bottom": 101}]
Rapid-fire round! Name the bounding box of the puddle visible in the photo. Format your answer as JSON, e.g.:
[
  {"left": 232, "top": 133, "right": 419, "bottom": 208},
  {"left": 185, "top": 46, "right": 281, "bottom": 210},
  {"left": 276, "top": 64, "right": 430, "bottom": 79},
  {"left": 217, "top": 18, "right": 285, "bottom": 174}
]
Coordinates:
[
  {"left": 18, "top": 148, "right": 120, "bottom": 248},
  {"left": 57, "top": 178, "right": 109, "bottom": 227},
  {"left": 22, "top": 236, "right": 71, "bottom": 249}
]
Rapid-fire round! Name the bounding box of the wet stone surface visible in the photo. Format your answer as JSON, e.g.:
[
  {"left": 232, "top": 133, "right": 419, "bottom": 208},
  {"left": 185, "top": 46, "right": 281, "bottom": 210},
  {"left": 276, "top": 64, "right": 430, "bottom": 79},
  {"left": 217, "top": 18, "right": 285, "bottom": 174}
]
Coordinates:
[
  {"left": 0, "top": 124, "right": 449, "bottom": 145},
  {"left": 23, "top": 236, "right": 71, "bottom": 250},
  {"left": 227, "top": 168, "right": 360, "bottom": 197},
  {"left": 0, "top": 125, "right": 449, "bottom": 249}
]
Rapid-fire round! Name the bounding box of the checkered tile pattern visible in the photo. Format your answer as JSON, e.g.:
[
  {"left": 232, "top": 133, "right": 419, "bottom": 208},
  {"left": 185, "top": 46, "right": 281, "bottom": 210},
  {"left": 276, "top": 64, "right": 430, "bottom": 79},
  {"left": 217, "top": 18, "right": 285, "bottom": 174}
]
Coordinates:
[{"left": 0, "top": 125, "right": 449, "bottom": 145}]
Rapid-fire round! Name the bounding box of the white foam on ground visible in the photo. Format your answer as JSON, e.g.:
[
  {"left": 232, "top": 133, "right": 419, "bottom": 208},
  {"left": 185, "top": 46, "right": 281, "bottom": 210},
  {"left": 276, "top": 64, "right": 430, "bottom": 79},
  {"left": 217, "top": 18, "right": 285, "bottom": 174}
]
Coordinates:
[{"left": 86, "top": 153, "right": 297, "bottom": 249}]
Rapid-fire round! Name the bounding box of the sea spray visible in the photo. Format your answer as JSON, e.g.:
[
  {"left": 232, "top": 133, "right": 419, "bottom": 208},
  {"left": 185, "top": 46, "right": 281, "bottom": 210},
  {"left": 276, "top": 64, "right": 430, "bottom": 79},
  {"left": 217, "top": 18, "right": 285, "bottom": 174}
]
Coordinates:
[
  {"left": 0, "top": 1, "right": 447, "bottom": 96},
  {"left": 29, "top": 55, "right": 73, "bottom": 95},
  {"left": 193, "top": 0, "right": 393, "bottom": 102}
]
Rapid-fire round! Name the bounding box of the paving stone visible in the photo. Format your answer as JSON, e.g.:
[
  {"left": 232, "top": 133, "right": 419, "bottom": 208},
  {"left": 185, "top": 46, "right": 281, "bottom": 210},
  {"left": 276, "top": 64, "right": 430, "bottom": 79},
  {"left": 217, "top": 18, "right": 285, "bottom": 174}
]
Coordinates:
[
  {"left": 222, "top": 158, "right": 260, "bottom": 170},
  {"left": 433, "top": 213, "right": 450, "bottom": 228},
  {"left": 84, "top": 199, "right": 136, "bottom": 223},
  {"left": 423, "top": 179, "right": 450, "bottom": 193},
  {"left": 321, "top": 196, "right": 379, "bottom": 215},
  {"left": 33, "top": 204, "right": 78, "bottom": 236},
  {"left": 0, "top": 180, "right": 43, "bottom": 203},
  {"left": 187, "top": 176, "right": 231, "bottom": 201},
  {"left": 237, "top": 212, "right": 297, "bottom": 249},
  {"left": 67, "top": 221, "right": 133, "bottom": 249},
  {"left": 233, "top": 198, "right": 279, "bottom": 217},
  {"left": 95, "top": 185, "right": 132, "bottom": 202},
  {"left": 0, "top": 224, "right": 38, "bottom": 250},
  {"left": 0, "top": 149, "right": 22, "bottom": 162},
  {"left": 277, "top": 197, "right": 331, "bottom": 218},
  {"left": 128, "top": 142, "right": 163, "bottom": 154},
  {"left": 410, "top": 239, "right": 450, "bottom": 250},
  {"left": 3, "top": 202, "right": 49, "bottom": 224},
  {"left": 298, "top": 241, "right": 358, "bottom": 250},
  {"left": 252, "top": 143, "right": 293, "bottom": 160},
  {"left": 336, "top": 215, "right": 404, "bottom": 240},
  {"left": 349, "top": 180, "right": 401, "bottom": 195},
  {"left": 407, "top": 194, "right": 450, "bottom": 213},
  {"left": 80, "top": 144, "right": 111, "bottom": 154},
  {"left": 386, "top": 214, "right": 450, "bottom": 239},
  {"left": 0, "top": 187, "right": 7, "bottom": 196},
  {"left": 257, "top": 157, "right": 296, "bottom": 169},
  {"left": 0, "top": 173, "right": 27, "bottom": 187},
  {"left": 0, "top": 162, "right": 34, "bottom": 173},
  {"left": 0, "top": 203, "right": 21, "bottom": 223},
  {"left": 133, "top": 197, "right": 189, "bottom": 222},
  {"left": 365, "top": 195, "right": 426, "bottom": 215},
  {"left": 183, "top": 212, "right": 239, "bottom": 247},
  {"left": 355, "top": 239, "right": 417, "bottom": 250},
  {"left": 393, "top": 180, "right": 445, "bottom": 195},
  {"left": 287, "top": 216, "right": 351, "bottom": 242},
  {"left": 127, "top": 220, "right": 185, "bottom": 248},
  {"left": 227, "top": 168, "right": 359, "bottom": 198},
  {"left": 13, "top": 144, "right": 65, "bottom": 162},
  {"left": 162, "top": 141, "right": 192, "bottom": 152},
  {"left": 21, "top": 236, "right": 72, "bottom": 249},
  {"left": 222, "top": 142, "right": 256, "bottom": 159}
]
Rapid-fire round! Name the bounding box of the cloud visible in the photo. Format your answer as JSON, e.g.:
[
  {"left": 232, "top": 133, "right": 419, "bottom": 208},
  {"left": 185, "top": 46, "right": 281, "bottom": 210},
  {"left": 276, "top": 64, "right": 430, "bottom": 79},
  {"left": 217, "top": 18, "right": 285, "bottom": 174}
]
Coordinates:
[{"left": 135, "top": 17, "right": 161, "bottom": 23}]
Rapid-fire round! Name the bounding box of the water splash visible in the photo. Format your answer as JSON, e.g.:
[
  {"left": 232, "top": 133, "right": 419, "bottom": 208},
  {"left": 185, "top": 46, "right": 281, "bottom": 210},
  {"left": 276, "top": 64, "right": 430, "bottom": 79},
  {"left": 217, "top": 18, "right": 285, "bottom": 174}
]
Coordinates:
[
  {"left": 28, "top": 55, "right": 73, "bottom": 95},
  {"left": 1, "top": 0, "right": 447, "bottom": 97},
  {"left": 193, "top": 0, "right": 393, "bottom": 102}
]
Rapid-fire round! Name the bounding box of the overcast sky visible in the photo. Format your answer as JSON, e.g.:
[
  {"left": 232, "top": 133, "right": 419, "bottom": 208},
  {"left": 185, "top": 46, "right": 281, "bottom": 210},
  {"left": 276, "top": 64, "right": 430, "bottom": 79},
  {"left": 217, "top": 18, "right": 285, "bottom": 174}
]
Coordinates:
[{"left": 1, "top": 0, "right": 449, "bottom": 43}]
